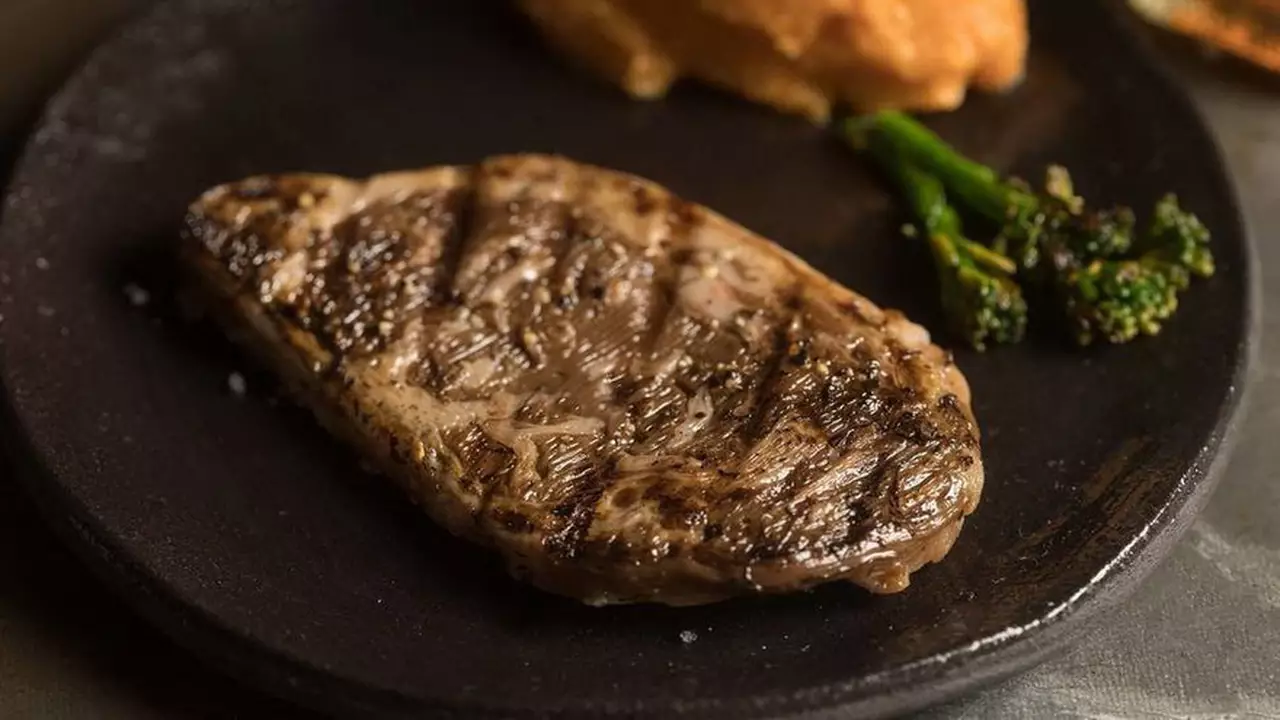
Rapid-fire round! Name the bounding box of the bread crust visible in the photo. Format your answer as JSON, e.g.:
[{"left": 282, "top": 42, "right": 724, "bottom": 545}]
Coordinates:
[{"left": 519, "top": 0, "right": 1029, "bottom": 122}]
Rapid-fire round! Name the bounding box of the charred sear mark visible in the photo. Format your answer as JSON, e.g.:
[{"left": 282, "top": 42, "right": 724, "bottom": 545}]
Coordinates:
[
  {"left": 889, "top": 407, "right": 932, "bottom": 442},
  {"left": 302, "top": 187, "right": 467, "bottom": 356},
  {"left": 431, "top": 183, "right": 478, "bottom": 306},
  {"left": 546, "top": 459, "right": 618, "bottom": 559},
  {"left": 742, "top": 285, "right": 804, "bottom": 442}
]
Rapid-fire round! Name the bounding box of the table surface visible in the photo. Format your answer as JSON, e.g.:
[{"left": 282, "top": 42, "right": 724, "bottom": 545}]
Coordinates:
[{"left": 2, "top": 2, "right": 1277, "bottom": 718}]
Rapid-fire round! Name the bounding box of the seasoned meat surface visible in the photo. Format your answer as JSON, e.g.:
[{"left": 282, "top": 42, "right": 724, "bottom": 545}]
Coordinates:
[{"left": 183, "top": 155, "right": 984, "bottom": 605}]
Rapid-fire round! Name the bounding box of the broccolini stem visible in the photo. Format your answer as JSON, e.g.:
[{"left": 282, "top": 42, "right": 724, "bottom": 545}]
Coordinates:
[
  {"left": 959, "top": 230, "right": 1020, "bottom": 276},
  {"left": 867, "top": 137, "right": 1016, "bottom": 276},
  {"left": 863, "top": 135, "right": 1027, "bottom": 350},
  {"left": 847, "top": 112, "right": 1018, "bottom": 223}
]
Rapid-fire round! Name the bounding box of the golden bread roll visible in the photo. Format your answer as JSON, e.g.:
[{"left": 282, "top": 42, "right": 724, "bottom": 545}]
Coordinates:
[{"left": 517, "top": 0, "right": 1029, "bottom": 122}]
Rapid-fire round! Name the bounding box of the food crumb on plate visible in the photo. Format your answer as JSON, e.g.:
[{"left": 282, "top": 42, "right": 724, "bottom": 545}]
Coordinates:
[
  {"left": 34, "top": 257, "right": 50, "bottom": 270},
  {"left": 123, "top": 282, "right": 150, "bottom": 307},
  {"left": 679, "top": 630, "right": 698, "bottom": 644},
  {"left": 227, "top": 371, "right": 247, "bottom": 396}
]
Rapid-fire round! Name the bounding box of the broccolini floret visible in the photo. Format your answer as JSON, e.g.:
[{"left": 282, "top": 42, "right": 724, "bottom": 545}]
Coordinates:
[{"left": 844, "top": 111, "right": 1216, "bottom": 346}]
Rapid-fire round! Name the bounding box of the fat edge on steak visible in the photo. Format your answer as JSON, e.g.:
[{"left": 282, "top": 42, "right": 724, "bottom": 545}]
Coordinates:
[{"left": 182, "top": 154, "right": 984, "bottom": 606}]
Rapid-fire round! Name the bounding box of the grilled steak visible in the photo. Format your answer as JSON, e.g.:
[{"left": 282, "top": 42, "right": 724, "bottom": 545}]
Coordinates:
[{"left": 183, "top": 154, "right": 983, "bottom": 606}]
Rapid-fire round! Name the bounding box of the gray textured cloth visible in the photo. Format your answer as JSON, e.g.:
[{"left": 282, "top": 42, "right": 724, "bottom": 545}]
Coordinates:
[{"left": 1, "top": 2, "right": 1277, "bottom": 718}]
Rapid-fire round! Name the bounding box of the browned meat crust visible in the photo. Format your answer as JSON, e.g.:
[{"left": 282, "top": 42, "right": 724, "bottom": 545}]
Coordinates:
[{"left": 183, "top": 154, "right": 983, "bottom": 606}]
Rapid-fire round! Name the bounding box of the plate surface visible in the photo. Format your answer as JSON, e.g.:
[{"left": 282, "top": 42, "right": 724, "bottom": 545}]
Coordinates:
[{"left": 0, "top": 1, "right": 1251, "bottom": 718}]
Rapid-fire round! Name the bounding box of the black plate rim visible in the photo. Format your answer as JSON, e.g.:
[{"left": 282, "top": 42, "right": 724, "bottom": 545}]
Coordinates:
[{"left": 0, "top": 1, "right": 1258, "bottom": 718}]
